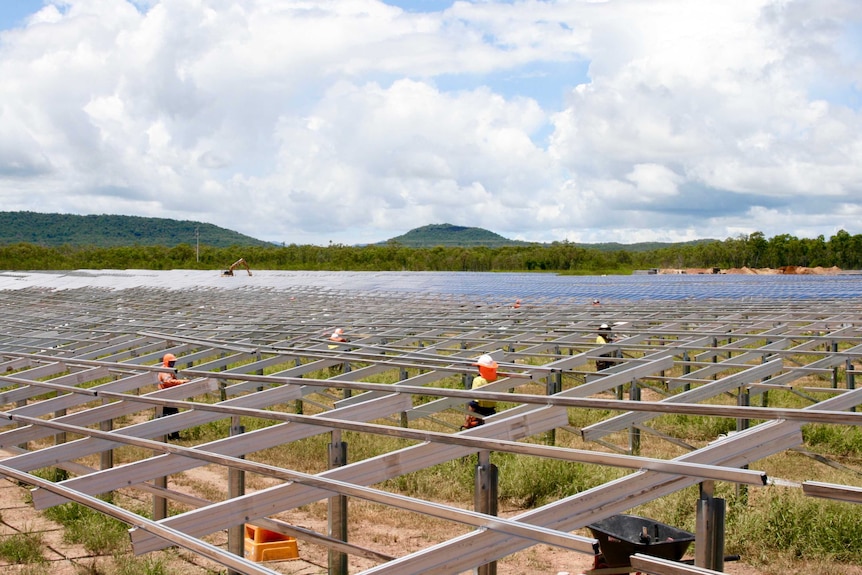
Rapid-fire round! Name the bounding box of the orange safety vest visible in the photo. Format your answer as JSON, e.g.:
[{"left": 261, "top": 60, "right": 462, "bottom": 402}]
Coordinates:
[{"left": 158, "top": 371, "right": 187, "bottom": 389}]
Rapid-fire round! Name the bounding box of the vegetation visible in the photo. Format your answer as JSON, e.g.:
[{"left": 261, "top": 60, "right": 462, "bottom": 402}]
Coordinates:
[
  {"left": 4, "top": 363, "right": 862, "bottom": 573},
  {"left": 0, "top": 530, "right": 46, "bottom": 565},
  {"left": 2, "top": 212, "right": 860, "bottom": 273},
  {"left": 42, "top": 501, "right": 130, "bottom": 555},
  {"left": 383, "top": 223, "right": 531, "bottom": 247},
  {"left": 39, "top": 500, "right": 170, "bottom": 574},
  {"left": 0, "top": 211, "right": 270, "bottom": 249},
  {"left": 1, "top": 228, "right": 861, "bottom": 272},
  {"left": 728, "top": 486, "right": 862, "bottom": 564}
]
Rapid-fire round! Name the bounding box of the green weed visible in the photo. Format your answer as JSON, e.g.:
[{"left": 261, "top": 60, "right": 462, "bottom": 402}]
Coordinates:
[
  {"left": 496, "top": 455, "right": 628, "bottom": 508},
  {"left": 42, "top": 502, "right": 129, "bottom": 555},
  {"left": 728, "top": 486, "right": 862, "bottom": 564},
  {"left": 111, "top": 552, "right": 170, "bottom": 575},
  {"left": 0, "top": 531, "right": 46, "bottom": 564},
  {"left": 654, "top": 412, "right": 737, "bottom": 441},
  {"left": 803, "top": 423, "right": 862, "bottom": 456}
]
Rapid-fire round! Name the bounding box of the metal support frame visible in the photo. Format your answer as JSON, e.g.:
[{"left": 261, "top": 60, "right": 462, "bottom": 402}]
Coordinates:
[
  {"left": 227, "top": 417, "right": 246, "bottom": 575},
  {"left": 329, "top": 432, "right": 349, "bottom": 575},
  {"left": 3, "top": 274, "right": 862, "bottom": 575},
  {"left": 695, "top": 482, "right": 725, "bottom": 571},
  {"left": 475, "top": 450, "right": 498, "bottom": 575}
]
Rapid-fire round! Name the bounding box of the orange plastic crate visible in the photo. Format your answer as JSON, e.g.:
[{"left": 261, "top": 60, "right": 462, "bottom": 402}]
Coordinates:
[{"left": 244, "top": 524, "right": 300, "bottom": 562}]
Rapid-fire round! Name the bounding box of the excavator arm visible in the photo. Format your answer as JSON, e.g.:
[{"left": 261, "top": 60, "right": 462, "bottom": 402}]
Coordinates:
[{"left": 222, "top": 258, "right": 252, "bottom": 276}]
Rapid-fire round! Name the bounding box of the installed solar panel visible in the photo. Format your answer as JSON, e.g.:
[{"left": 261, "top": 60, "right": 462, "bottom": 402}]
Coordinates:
[{"left": 1, "top": 269, "right": 860, "bottom": 301}]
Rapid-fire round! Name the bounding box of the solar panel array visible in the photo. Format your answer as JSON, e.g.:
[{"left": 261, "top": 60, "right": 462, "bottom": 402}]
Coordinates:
[{"left": 1, "top": 270, "right": 862, "bottom": 574}]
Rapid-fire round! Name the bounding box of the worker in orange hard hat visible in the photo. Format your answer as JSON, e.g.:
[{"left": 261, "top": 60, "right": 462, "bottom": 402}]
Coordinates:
[
  {"left": 462, "top": 354, "right": 499, "bottom": 429},
  {"left": 513, "top": 299, "right": 521, "bottom": 309},
  {"left": 157, "top": 353, "right": 189, "bottom": 440}
]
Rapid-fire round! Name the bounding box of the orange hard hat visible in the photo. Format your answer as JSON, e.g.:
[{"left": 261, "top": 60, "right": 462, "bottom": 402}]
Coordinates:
[{"left": 162, "top": 353, "right": 177, "bottom": 367}]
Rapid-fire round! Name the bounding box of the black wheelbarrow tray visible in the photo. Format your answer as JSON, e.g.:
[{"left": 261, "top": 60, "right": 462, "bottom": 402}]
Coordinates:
[{"left": 587, "top": 513, "right": 695, "bottom": 568}]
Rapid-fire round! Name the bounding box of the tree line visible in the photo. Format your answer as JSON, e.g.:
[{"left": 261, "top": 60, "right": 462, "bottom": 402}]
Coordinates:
[{"left": 0, "top": 230, "right": 859, "bottom": 273}]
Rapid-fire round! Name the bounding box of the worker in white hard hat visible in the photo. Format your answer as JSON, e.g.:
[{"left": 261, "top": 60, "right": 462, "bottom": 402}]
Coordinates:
[
  {"left": 595, "top": 323, "right": 615, "bottom": 371},
  {"left": 462, "top": 354, "right": 499, "bottom": 429},
  {"left": 328, "top": 328, "right": 348, "bottom": 350}
]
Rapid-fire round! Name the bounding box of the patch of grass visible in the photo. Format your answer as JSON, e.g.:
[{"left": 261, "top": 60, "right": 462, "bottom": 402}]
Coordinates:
[
  {"left": 0, "top": 530, "right": 46, "bottom": 564},
  {"left": 111, "top": 552, "right": 170, "bottom": 575},
  {"left": 630, "top": 484, "right": 701, "bottom": 533},
  {"left": 568, "top": 407, "right": 617, "bottom": 429},
  {"left": 254, "top": 432, "right": 333, "bottom": 473},
  {"left": 728, "top": 485, "right": 862, "bottom": 564},
  {"left": 803, "top": 423, "right": 862, "bottom": 456},
  {"left": 11, "top": 565, "right": 50, "bottom": 575},
  {"left": 497, "top": 455, "right": 628, "bottom": 508},
  {"left": 653, "top": 412, "right": 737, "bottom": 441},
  {"left": 382, "top": 456, "right": 476, "bottom": 501},
  {"left": 42, "top": 502, "right": 130, "bottom": 555},
  {"left": 30, "top": 466, "right": 68, "bottom": 483}
]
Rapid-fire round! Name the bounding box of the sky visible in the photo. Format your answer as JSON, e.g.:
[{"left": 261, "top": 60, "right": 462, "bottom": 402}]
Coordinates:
[{"left": 0, "top": 1, "right": 860, "bottom": 247}]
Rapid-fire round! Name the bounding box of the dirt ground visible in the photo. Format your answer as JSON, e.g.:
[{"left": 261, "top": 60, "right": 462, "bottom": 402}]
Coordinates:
[
  {"left": 660, "top": 266, "right": 843, "bottom": 275},
  {"left": 5, "top": 459, "right": 862, "bottom": 575},
  {"left": 0, "top": 467, "right": 769, "bottom": 575},
  {"left": 0, "top": 345, "right": 855, "bottom": 575}
]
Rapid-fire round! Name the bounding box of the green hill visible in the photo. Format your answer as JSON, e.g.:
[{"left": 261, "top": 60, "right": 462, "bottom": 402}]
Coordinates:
[
  {"left": 384, "top": 223, "right": 717, "bottom": 251},
  {"left": 384, "top": 223, "right": 532, "bottom": 247},
  {"left": 0, "top": 212, "right": 271, "bottom": 248},
  {"left": 0, "top": 212, "right": 719, "bottom": 252}
]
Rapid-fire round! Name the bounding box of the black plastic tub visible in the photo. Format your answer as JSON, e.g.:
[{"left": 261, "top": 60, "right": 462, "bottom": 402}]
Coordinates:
[{"left": 587, "top": 514, "right": 695, "bottom": 568}]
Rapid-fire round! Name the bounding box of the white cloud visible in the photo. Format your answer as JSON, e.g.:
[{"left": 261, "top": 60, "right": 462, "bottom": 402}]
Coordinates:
[{"left": 0, "top": 0, "right": 860, "bottom": 246}]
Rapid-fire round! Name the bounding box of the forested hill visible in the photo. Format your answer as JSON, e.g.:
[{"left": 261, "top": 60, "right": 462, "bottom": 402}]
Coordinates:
[
  {"left": 0, "top": 212, "right": 715, "bottom": 252},
  {"left": 0, "top": 212, "right": 271, "bottom": 248},
  {"left": 382, "top": 223, "right": 715, "bottom": 252},
  {"left": 384, "top": 224, "right": 531, "bottom": 247}
]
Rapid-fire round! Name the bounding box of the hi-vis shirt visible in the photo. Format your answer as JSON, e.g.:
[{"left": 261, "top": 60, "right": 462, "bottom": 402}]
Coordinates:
[
  {"left": 471, "top": 375, "right": 496, "bottom": 409},
  {"left": 158, "top": 371, "right": 188, "bottom": 389}
]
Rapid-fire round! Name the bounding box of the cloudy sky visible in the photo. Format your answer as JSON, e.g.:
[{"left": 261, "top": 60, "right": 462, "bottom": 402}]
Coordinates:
[{"left": 0, "top": 0, "right": 860, "bottom": 247}]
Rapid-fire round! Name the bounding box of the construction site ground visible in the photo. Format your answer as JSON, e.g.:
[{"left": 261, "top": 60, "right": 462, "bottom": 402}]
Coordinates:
[{"left": 2, "top": 269, "right": 862, "bottom": 575}]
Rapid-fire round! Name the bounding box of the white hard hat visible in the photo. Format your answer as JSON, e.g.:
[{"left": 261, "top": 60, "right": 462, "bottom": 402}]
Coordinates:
[
  {"left": 599, "top": 323, "right": 609, "bottom": 329},
  {"left": 474, "top": 354, "right": 498, "bottom": 368}
]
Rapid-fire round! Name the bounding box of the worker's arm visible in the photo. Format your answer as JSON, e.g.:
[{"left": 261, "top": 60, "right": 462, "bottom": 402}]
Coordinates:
[{"left": 158, "top": 372, "right": 189, "bottom": 389}]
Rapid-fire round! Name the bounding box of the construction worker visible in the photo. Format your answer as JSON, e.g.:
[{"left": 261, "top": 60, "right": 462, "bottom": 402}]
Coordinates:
[
  {"left": 463, "top": 354, "right": 499, "bottom": 429},
  {"left": 596, "top": 323, "right": 614, "bottom": 344},
  {"left": 328, "top": 328, "right": 348, "bottom": 349},
  {"left": 595, "top": 324, "right": 615, "bottom": 371},
  {"left": 158, "top": 353, "right": 189, "bottom": 439}
]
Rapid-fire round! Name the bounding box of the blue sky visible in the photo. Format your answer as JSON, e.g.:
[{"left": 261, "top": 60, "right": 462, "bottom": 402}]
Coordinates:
[
  {"left": 382, "top": 0, "right": 456, "bottom": 13},
  {"left": 0, "top": 1, "right": 45, "bottom": 30},
  {"left": 0, "top": 0, "right": 861, "bottom": 247}
]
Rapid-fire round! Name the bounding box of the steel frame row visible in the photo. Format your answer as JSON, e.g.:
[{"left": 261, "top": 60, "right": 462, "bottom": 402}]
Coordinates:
[{"left": 1, "top": 280, "right": 862, "bottom": 574}]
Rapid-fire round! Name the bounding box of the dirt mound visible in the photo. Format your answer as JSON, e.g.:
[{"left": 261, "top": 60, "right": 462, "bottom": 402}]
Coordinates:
[{"left": 662, "top": 266, "right": 842, "bottom": 275}]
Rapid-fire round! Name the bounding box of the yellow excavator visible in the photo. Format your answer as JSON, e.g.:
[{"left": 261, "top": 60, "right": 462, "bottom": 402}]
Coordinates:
[{"left": 222, "top": 258, "right": 253, "bottom": 276}]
